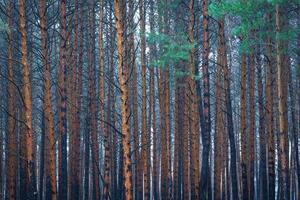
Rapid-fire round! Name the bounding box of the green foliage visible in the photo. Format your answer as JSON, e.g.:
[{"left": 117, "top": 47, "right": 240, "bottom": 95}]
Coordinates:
[
  {"left": 209, "top": 0, "right": 300, "bottom": 54},
  {"left": 147, "top": 31, "right": 195, "bottom": 69}
]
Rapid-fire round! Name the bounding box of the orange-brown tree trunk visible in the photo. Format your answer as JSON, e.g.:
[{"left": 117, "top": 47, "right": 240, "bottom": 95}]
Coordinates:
[
  {"left": 158, "top": 69, "right": 169, "bottom": 200},
  {"left": 276, "top": 5, "right": 289, "bottom": 200},
  {"left": 157, "top": 3, "right": 169, "bottom": 198},
  {"left": 69, "top": 0, "right": 81, "bottom": 199},
  {"left": 188, "top": 1, "right": 200, "bottom": 199},
  {"left": 248, "top": 51, "right": 255, "bottom": 200},
  {"left": 19, "top": 0, "right": 36, "bottom": 198},
  {"left": 214, "top": 15, "right": 225, "bottom": 200},
  {"left": 114, "top": 0, "right": 133, "bottom": 199},
  {"left": 39, "top": 0, "right": 57, "bottom": 199},
  {"left": 240, "top": 53, "right": 248, "bottom": 200},
  {"left": 266, "top": 12, "right": 275, "bottom": 200}
]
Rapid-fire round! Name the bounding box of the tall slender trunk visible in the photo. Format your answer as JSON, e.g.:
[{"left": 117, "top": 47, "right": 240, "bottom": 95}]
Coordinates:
[
  {"left": 276, "top": 5, "right": 289, "bottom": 200},
  {"left": 39, "top": 0, "right": 57, "bottom": 199},
  {"left": 39, "top": 113, "right": 45, "bottom": 200},
  {"left": 240, "top": 53, "right": 248, "bottom": 200},
  {"left": 266, "top": 12, "right": 275, "bottom": 200},
  {"left": 149, "top": 1, "right": 158, "bottom": 199},
  {"left": 159, "top": 68, "right": 168, "bottom": 200},
  {"left": 182, "top": 67, "right": 190, "bottom": 200},
  {"left": 84, "top": 120, "right": 90, "bottom": 200},
  {"left": 288, "top": 59, "right": 298, "bottom": 198},
  {"left": 58, "top": 0, "right": 68, "bottom": 198},
  {"left": 108, "top": 5, "right": 117, "bottom": 198},
  {"left": 188, "top": 1, "right": 200, "bottom": 199},
  {"left": 257, "top": 51, "right": 267, "bottom": 200},
  {"left": 6, "top": 2, "right": 17, "bottom": 198},
  {"left": 70, "top": 0, "right": 82, "bottom": 199},
  {"left": 99, "top": 1, "right": 110, "bottom": 199},
  {"left": 215, "top": 15, "right": 225, "bottom": 200},
  {"left": 151, "top": 67, "right": 158, "bottom": 200},
  {"left": 125, "top": 1, "right": 140, "bottom": 198},
  {"left": 163, "top": 2, "right": 172, "bottom": 198},
  {"left": 174, "top": 67, "right": 184, "bottom": 200},
  {"left": 87, "top": 1, "right": 100, "bottom": 198},
  {"left": 77, "top": 2, "right": 85, "bottom": 198},
  {"left": 200, "top": 0, "right": 211, "bottom": 198},
  {"left": 19, "top": 0, "right": 36, "bottom": 198},
  {"left": 220, "top": 18, "right": 239, "bottom": 200},
  {"left": 114, "top": 0, "right": 133, "bottom": 199},
  {"left": 248, "top": 51, "right": 255, "bottom": 200},
  {"left": 139, "top": 0, "right": 149, "bottom": 198}
]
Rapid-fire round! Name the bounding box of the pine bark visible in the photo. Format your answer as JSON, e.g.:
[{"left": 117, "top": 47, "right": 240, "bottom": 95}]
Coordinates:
[
  {"left": 99, "top": 1, "right": 110, "bottom": 199},
  {"left": 248, "top": 51, "right": 255, "bottom": 200},
  {"left": 188, "top": 1, "right": 200, "bottom": 199},
  {"left": 215, "top": 16, "right": 225, "bottom": 200},
  {"left": 114, "top": 0, "right": 133, "bottom": 199},
  {"left": 139, "top": 0, "right": 150, "bottom": 199},
  {"left": 58, "top": 0, "right": 68, "bottom": 198},
  {"left": 266, "top": 12, "right": 275, "bottom": 200},
  {"left": 240, "top": 53, "right": 248, "bottom": 200},
  {"left": 6, "top": 2, "right": 17, "bottom": 198},
  {"left": 19, "top": 0, "right": 36, "bottom": 198},
  {"left": 39, "top": 0, "right": 57, "bottom": 199},
  {"left": 200, "top": 0, "right": 211, "bottom": 198},
  {"left": 69, "top": 0, "right": 82, "bottom": 199},
  {"left": 276, "top": 5, "right": 289, "bottom": 200},
  {"left": 158, "top": 3, "right": 169, "bottom": 198}
]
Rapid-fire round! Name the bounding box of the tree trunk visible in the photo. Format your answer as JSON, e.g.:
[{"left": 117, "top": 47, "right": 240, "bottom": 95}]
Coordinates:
[
  {"left": 188, "top": 1, "right": 200, "bottom": 199},
  {"left": 276, "top": 5, "right": 289, "bottom": 200},
  {"left": 248, "top": 51, "right": 255, "bottom": 200},
  {"left": 99, "top": 1, "right": 110, "bottom": 199},
  {"left": 266, "top": 12, "right": 275, "bottom": 200},
  {"left": 149, "top": 1, "right": 158, "bottom": 199},
  {"left": 69, "top": 0, "right": 82, "bottom": 199},
  {"left": 19, "top": 0, "right": 36, "bottom": 198},
  {"left": 288, "top": 58, "right": 299, "bottom": 199},
  {"left": 220, "top": 18, "right": 239, "bottom": 200},
  {"left": 39, "top": 0, "right": 57, "bottom": 199},
  {"left": 6, "top": 2, "right": 17, "bottom": 198},
  {"left": 200, "top": 0, "right": 211, "bottom": 198},
  {"left": 58, "top": 0, "right": 68, "bottom": 198},
  {"left": 139, "top": 0, "right": 150, "bottom": 198},
  {"left": 114, "top": 0, "right": 133, "bottom": 199},
  {"left": 240, "top": 53, "right": 248, "bottom": 200},
  {"left": 87, "top": 1, "right": 100, "bottom": 198},
  {"left": 215, "top": 15, "right": 225, "bottom": 200},
  {"left": 257, "top": 50, "right": 267, "bottom": 200},
  {"left": 77, "top": 2, "right": 85, "bottom": 198}
]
